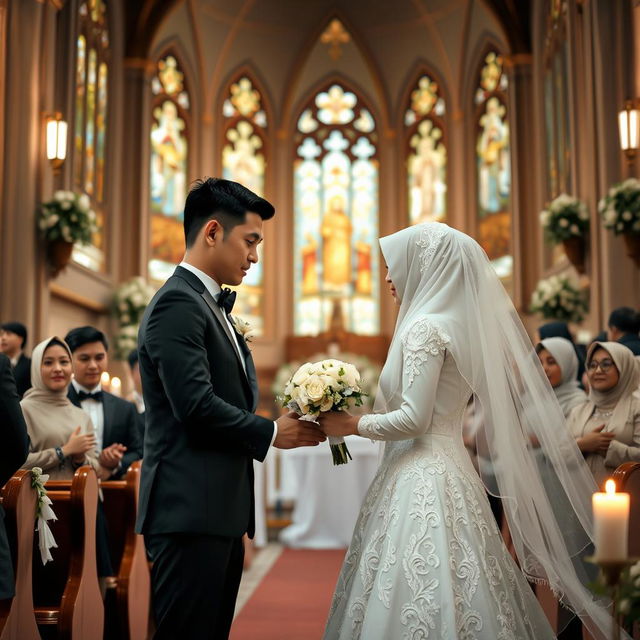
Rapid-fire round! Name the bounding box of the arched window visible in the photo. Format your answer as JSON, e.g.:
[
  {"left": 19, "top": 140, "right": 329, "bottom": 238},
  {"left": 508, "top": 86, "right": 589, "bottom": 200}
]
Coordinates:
[
  {"left": 405, "top": 73, "right": 447, "bottom": 224},
  {"left": 72, "top": 0, "right": 109, "bottom": 271},
  {"left": 148, "top": 53, "right": 190, "bottom": 284},
  {"left": 474, "top": 51, "right": 512, "bottom": 284},
  {"left": 293, "top": 82, "right": 379, "bottom": 335},
  {"left": 221, "top": 75, "right": 267, "bottom": 336}
]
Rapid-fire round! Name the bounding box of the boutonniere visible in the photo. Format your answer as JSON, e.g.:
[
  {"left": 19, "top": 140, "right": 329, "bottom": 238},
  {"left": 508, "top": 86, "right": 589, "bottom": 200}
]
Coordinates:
[{"left": 230, "top": 315, "right": 255, "bottom": 344}]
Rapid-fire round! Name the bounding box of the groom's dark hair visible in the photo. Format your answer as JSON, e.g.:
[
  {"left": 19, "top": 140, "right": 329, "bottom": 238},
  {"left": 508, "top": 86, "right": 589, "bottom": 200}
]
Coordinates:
[{"left": 183, "top": 177, "right": 275, "bottom": 248}]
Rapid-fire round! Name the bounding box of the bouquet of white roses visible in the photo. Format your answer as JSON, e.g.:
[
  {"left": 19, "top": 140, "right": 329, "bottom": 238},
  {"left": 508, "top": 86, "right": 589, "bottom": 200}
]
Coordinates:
[
  {"left": 39, "top": 190, "right": 98, "bottom": 245},
  {"left": 529, "top": 274, "right": 588, "bottom": 323},
  {"left": 281, "top": 359, "right": 367, "bottom": 465},
  {"left": 539, "top": 193, "right": 589, "bottom": 243},
  {"left": 598, "top": 178, "right": 640, "bottom": 235}
]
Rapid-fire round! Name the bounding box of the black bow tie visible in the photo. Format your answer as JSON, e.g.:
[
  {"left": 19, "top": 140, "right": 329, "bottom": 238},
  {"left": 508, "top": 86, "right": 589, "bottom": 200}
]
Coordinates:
[
  {"left": 78, "top": 389, "right": 103, "bottom": 402},
  {"left": 217, "top": 288, "right": 236, "bottom": 315}
]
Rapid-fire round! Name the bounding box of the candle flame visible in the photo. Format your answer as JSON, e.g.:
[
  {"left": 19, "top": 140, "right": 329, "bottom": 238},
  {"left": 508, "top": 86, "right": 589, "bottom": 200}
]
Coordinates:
[
  {"left": 100, "top": 371, "right": 110, "bottom": 385},
  {"left": 111, "top": 377, "right": 121, "bottom": 388},
  {"left": 605, "top": 479, "right": 616, "bottom": 494}
]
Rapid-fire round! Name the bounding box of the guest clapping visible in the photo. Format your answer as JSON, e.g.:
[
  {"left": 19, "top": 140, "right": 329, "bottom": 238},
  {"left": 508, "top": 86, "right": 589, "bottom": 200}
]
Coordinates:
[
  {"left": 536, "top": 337, "right": 587, "bottom": 417},
  {"left": 567, "top": 341, "right": 640, "bottom": 487},
  {"left": 20, "top": 337, "right": 99, "bottom": 480}
]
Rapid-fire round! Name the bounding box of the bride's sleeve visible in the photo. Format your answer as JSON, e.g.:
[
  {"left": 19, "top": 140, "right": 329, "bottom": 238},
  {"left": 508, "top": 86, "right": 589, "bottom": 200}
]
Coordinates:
[{"left": 358, "top": 317, "right": 450, "bottom": 441}]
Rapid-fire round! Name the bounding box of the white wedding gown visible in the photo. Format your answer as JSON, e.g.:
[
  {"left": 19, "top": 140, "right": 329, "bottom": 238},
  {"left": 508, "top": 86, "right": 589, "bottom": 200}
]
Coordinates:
[{"left": 323, "top": 318, "right": 556, "bottom": 639}]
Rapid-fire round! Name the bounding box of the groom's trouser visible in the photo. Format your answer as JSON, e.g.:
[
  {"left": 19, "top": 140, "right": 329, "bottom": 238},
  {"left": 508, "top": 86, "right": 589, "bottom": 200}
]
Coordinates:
[{"left": 145, "top": 532, "right": 244, "bottom": 640}]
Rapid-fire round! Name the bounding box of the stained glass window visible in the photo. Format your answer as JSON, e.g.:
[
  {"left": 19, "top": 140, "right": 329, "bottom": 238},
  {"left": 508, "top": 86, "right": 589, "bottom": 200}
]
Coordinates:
[
  {"left": 148, "top": 54, "right": 190, "bottom": 284},
  {"left": 221, "top": 76, "right": 267, "bottom": 335},
  {"left": 405, "top": 74, "right": 447, "bottom": 224},
  {"left": 293, "top": 83, "right": 379, "bottom": 336},
  {"left": 72, "top": 0, "right": 109, "bottom": 271},
  {"left": 474, "top": 51, "right": 512, "bottom": 285}
]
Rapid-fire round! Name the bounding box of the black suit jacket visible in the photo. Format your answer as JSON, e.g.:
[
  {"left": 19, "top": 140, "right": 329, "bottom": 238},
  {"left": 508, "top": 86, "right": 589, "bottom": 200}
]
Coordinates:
[
  {"left": 13, "top": 353, "right": 31, "bottom": 398},
  {"left": 68, "top": 386, "right": 143, "bottom": 479},
  {"left": 0, "top": 354, "right": 29, "bottom": 599},
  {"left": 135, "top": 266, "right": 273, "bottom": 539},
  {"left": 618, "top": 333, "right": 640, "bottom": 356}
]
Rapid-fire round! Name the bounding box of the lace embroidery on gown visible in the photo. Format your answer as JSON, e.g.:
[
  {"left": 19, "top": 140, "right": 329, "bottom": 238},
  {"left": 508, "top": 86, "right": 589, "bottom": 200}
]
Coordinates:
[{"left": 324, "top": 318, "right": 556, "bottom": 640}]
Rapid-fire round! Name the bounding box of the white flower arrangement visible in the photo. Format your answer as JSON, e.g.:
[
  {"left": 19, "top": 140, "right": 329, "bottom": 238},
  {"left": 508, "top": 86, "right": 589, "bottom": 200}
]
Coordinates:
[
  {"left": 529, "top": 274, "right": 588, "bottom": 323},
  {"left": 230, "top": 315, "right": 255, "bottom": 344},
  {"left": 31, "top": 467, "right": 58, "bottom": 564},
  {"left": 39, "top": 190, "right": 98, "bottom": 245},
  {"left": 112, "top": 276, "right": 155, "bottom": 360},
  {"left": 539, "top": 193, "right": 589, "bottom": 244},
  {"left": 280, "top": 358, "right": 369, "bottom": 465},
  {"left": 598, "top": 178, "right": 640, "bottom": 235}
]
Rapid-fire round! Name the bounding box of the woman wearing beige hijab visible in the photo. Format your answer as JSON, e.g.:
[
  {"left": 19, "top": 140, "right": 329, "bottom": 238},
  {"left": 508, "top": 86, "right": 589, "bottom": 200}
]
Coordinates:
[
  {"left": 567, "top": 341, "right": 640, "bottom": 488},
  {"left": 20, "top": 336, "right": 99, "bottom": 480}
]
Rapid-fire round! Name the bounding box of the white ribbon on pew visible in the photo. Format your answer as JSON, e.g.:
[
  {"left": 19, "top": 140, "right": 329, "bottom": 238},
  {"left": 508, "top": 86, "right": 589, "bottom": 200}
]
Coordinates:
[{"left": 31, "top": 468, "right": 58, "bottom": 564}]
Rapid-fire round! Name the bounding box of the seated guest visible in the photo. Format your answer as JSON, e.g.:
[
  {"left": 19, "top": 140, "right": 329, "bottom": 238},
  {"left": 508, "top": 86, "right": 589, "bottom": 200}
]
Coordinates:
[
  {"left": 536, "top": 337, "right": 587, "bottom": 417},
  {"left": 538, "top": 321, "right": 586, "bottom": 382},
  {"left": 567, "top": 341, "right": 640, "bottom": 488},
  {"left": 126, "top": 349, "right": 146, "bottom": 453},
  {"left": 21, "top": 337, "right": 113, "bottom": 579},
  {"left": 65, "top": 327, "right": 142, "bottom": 479},
  {"left": 0, "top": 321, "right": 31, "bottom": 397},
  {"left": 607, "top": 306, "right": 640, "bottom": 355},
  {"left": 0, "top": 353, "right": 29, "bottom": 600}
]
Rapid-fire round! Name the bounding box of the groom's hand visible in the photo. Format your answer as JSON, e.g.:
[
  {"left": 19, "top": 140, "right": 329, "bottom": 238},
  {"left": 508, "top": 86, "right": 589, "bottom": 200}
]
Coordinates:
[{"left": 274, "top": 412, "right": 327, "bottom": 449}]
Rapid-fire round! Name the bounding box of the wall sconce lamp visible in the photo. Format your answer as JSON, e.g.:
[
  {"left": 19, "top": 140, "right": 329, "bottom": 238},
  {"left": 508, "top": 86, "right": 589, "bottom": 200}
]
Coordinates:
[
  {"left": 618, "top": 100, "right": 640, "bottom": 163},
  {"left": 46, "top": 112, "right": 67, "bottom": 174}
]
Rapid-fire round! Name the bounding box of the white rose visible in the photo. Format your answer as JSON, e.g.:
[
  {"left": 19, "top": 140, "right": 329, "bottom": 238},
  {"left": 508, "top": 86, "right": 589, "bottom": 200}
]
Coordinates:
[
  {"left": 604, "top": 209, "right": 617, "bottom": 225},
  {"left": 569, "top": 224, "right": 579, "bottom": 234},
  {"left": 61, "top": 200, "right": 71, "bottom": 210},
  {"left": 304, "top": 375, "right": 326, "bottom": 403},
  {"left": 622, "top": 211, "right": 633, "bottom": 221},
  {"left": 320, "top": 373, "right": 340, "bottom": 390},
  {"left": 78, "top": 194, "right": 90, "bottom": 212},
  {"left": 559, "top": 218, "right": 569, "bottom": 228},
  {"left": 320, "top": 396, "right": 334, "bottom": 412},
  {"left": 292, "top": 363, "right": 314, "bottom": 385},
  {"left": 54, "top": 191, "right": 66, "bottom": 202},
  {"left": 47, "top": 214, "right": 59, "bottom": 227},
  {"left": 342, "top": 364, "right": 360, "bottom": 388},
  {"left": 539, "top": 211, "right": 550, "bottom": 226}
]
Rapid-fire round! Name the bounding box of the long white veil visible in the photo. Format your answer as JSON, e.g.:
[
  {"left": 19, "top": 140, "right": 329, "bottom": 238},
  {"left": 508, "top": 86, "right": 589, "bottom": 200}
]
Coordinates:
[{"left": 375, "top": 222, "right": 623, "bottom": 640}]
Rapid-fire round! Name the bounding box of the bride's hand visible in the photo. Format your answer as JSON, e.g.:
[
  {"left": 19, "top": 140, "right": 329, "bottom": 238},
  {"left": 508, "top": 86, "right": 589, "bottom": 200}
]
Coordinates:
[{"left": 317, "top": 410, "right": 359, "bottom": 437}]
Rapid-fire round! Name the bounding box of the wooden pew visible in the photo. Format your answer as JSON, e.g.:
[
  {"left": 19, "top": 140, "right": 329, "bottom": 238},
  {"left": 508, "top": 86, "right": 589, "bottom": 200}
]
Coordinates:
[
  {"left": 613, "top": 462, "right": 640, "bottom": 556},
  {"left": 34, "top": 466, "right": 103, "bottom": 639},
  {"left": 0, "top": 470, "right": 39, "bottom": 640},
  {"left": 101, "top": 460, "right": 150, "bottom": 640}
]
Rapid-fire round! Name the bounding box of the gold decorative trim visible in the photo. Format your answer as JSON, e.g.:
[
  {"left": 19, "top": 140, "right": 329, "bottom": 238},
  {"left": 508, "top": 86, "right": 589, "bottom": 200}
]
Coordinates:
[{"left": 50, "top": 283, "right": 108, "bottom": 313}]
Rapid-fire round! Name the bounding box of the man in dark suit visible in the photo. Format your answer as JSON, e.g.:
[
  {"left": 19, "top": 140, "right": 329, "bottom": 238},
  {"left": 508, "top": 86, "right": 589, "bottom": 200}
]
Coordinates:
[
  {"left": 0, "top": 353, "right": 29, "bottom": 600},
  {"left": 607, "top": 306, "right": 640, "bottom": 355},
  {"left": 136, "top": 178, "right": 325, "bottom": 639},
  {"left": 0, "top": 321, "right": 31, "bottom": 397},
  {"left": 65, "top": 326, "right": 143, "bottom": 480}
]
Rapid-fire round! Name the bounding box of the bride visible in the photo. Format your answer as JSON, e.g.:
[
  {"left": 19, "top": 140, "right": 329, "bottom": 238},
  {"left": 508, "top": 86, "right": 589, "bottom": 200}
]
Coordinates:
[{"left": 319, "top": 222, "right": 622, "bottom": 640}]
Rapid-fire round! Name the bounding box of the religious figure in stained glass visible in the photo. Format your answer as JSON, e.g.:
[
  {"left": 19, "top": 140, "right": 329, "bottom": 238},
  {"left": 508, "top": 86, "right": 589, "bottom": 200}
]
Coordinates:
[
  {"left": 475, "top": 52, "right": 512, "bottom": 283},
  {"left": 293, "top": 83, "right": 379, "bottom": 336},
  {"left": 405, "top": 74, "right": 447, "bottom": 224},
  {"left": 148, "top": 55, "right": 190, "bottom": 284},
  {"left": 221, "top": 75, "right": 267, "bottom": 335}
]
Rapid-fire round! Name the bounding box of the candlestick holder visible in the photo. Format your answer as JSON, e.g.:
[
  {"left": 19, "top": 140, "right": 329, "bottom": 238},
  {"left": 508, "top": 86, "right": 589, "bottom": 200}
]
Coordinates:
[{"left": 585, "top": 556, "right": 638, "bottom": 640}]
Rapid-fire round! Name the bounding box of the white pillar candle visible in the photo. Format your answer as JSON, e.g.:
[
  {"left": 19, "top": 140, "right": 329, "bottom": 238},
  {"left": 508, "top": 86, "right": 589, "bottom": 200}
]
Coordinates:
[
  {"left": 592, "top": 479, "right": 629, "bottom": 562},
  {"left": 110, "top": 376, "right": 122, "bottom": 397}
]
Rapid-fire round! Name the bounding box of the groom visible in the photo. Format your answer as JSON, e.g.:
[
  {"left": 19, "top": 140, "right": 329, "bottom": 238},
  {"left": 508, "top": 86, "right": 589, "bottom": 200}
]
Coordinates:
[{"left": 136, "top": 178, "right": 325, "bottom": 639}]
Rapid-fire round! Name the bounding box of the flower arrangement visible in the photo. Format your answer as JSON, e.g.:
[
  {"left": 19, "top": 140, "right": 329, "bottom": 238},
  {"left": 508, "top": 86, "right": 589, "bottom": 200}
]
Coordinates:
[
  {"left": 231, "top": 315, "right": 255, "bottom": 344},
  {"left": 590, "top": 560, "right": 640, "bottom": 632},
  {"left": 112, "top": 276, "right": 155, "bottom": 360},
  {"left": 38, "top": 190, "right": 98, "bottom": 245},
  {"left": 598, "top": 178, "right": 640, "bottom": 235},
  {"left": 280, "top": 359, "right": 368, "bottom": 465},
  {"left": 539, "top": 193, "right": 590, "bottom": 243},
  {"left": 529, "top": 274, "right": 588, "bottom": 323},
  {"left": 31, "top": 467, "right": 57, "bottom": 564}
]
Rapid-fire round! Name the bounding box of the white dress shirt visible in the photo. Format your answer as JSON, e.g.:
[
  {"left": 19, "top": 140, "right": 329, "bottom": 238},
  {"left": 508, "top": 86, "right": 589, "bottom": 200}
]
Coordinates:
[
  {"left": 178, "top": 261, "right": 277, "bottom": 449},
  {"left": 71, "top": 378, "right": 105, "bottom": 452}
]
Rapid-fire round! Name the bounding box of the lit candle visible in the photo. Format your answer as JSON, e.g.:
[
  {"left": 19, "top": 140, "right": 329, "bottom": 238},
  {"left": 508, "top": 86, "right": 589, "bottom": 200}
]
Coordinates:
[
  {"left": 100, "top": 371, "right": 111, "bottom": 391},
  {"left": 110, "top": 377, "right": 122, "bottom": 397},
  {"left": 592, "top": 479, "right": 629, "bottom": 561}
]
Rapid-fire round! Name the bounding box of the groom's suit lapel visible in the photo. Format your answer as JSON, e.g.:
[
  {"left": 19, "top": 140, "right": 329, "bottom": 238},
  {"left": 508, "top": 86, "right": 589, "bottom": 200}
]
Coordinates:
[{"left": 173, "top": 267, "right": 255, "bottom": 404}]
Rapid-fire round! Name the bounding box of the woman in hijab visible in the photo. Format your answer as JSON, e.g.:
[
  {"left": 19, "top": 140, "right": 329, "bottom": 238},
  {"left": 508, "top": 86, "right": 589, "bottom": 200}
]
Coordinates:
[
  {"left": 567, "top": 341, "right": 640, "bottom": 488},
  {"left": 20, "top": 336, "right": 98, "bottom": 478},
  {"left": 536, "top": 337, "right": 587, "bottom": 417},
  {"left": 538, "top": 321, "right": 586, "bottom": 382}
]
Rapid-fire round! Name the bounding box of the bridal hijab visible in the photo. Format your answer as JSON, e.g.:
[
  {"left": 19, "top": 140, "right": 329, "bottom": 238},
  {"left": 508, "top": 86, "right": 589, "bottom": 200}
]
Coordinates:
[{"left": 377, "top": 222, "right": 622, "bottom": 640}]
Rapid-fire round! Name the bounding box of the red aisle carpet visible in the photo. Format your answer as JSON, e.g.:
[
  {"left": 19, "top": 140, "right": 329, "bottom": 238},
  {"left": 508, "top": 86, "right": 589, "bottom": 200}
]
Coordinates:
[{"left": 231, "top": 549, "right": 346, "bottom": 640}]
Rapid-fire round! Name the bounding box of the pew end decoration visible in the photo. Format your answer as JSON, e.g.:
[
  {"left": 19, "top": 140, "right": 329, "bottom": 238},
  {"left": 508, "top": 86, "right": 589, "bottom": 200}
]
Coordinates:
[
  {"left": 529, "top": 274, "right": 588, "bottom": 323},
  {"left": 280, "top": 359, "right": 367, "bottom": 465},
  {"left": 112, "top": 276, "right": 155, "bottom": 360},
  {"left": 30, "top": 467, "right": 58, "bottom": 564}
]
